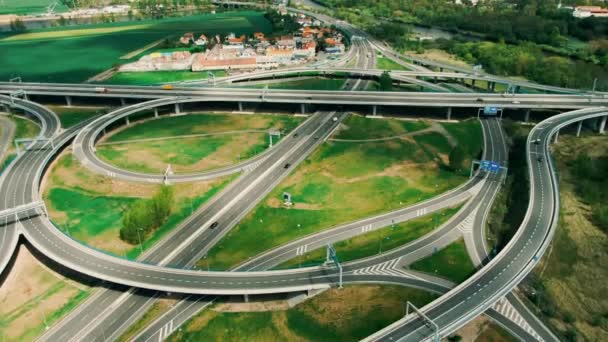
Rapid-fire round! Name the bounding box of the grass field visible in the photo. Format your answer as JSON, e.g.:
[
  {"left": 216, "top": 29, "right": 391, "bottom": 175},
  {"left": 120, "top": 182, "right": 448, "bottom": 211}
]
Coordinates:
[
  {"left": 97, "top": 113, "right": 304, "bottom": 174},
  {"left": 12, "top": 116, "right": 39, "bottom": 140},
  {"left": 43, "top": 153, "right": 235, "bottom": 259},
  {"left": 524, "top": 135, "right": 608, "bottom": 341},
  {"left": 103, "top": 70, "right": 227, "bottom": 85},
  {"left": 244, "top": 77, "right": 346, "bottom": 91},
  {"left": 201, "top": 115, "right": 481, "bottom": 270},
  {"left": 0, "top": 11, "right": 272, "bottom": 82},
  {"left": 376, "top": 56, "right": 411, "bottom": 71},
  {"left": 48, "top": 105, "right": 107, "bottom": 128},
  {"left": 409, "top": 238, "right": 476, "bottom": 283},
  {"left": 168, "top": 285, "right": 437, "bottom": 342},
  {"left": 275, "top": 204, "right": 463, "bottom": 269},
  {"left": 334, "top": 115, "right": 429, "bottom": 140},
  {"left": 0, "top": 246, "right": 89, "bottom": 342},
  {"left": 0, "top": 0, "right": 68, "bottom": 15}
]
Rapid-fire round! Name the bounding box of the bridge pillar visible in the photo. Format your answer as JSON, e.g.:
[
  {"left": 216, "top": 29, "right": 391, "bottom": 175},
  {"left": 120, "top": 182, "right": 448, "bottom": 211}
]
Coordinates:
[
  {"left": 174, "top": 103, "right": 181, "bottom": 115},
  {"left": 439, "top": 67, "right": 443, "bottom": 72},
  {"left": 243, "top": 294, "right": 250, "bottom": 303},
  {"left": 524, "top": 109, "right": 530, "bottom": 123},
  {"left": 576, "top": 120, "right": 583, "bottom": 137},
  {"left": 125, "top": 116, "right": 130, "bottom": 126},
  {"left": 446, "top": 107, "right": 452, "bottom": 121},
  {"left": 600, "top": 116, "right": 607, "bottom": 134},
  {"left": 65, "top": 95, "right": 72, "bottom": 107},
  {"left": 491, "top": 82, "right": 496, "bottom": 92},
  {"left": 372, "top": 105, "right": 377, "bottom": 116},
  {"left": 300, "top": 103, "right": 306, "bottom": 115},
  {"left": 515, "top": 85, "right": 521, "bottom": 93},
  {"left": 471, "top": 79, "right": 476, "bottom": 88},
  {"left": 120, "top": 98, "right": 126, "bottom": 106},
  {"left": 238, "top": 101, "right": 243, "bottom": 112},
  {"left": 554, "top": 130, "right": 559, "bottom": 143},
  {"left": 154, "top": 108, "right": 159, "bottom": 118}
]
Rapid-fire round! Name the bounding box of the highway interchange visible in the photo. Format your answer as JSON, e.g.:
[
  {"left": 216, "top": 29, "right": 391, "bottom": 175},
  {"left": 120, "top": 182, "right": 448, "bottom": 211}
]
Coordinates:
[{"left": 0, "top": 5, "right": 607, "bottom": 342}]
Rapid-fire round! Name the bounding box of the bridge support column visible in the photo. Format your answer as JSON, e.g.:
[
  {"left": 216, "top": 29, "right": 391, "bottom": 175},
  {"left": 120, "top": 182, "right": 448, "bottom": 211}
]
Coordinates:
[
  {"left": 491, "top": 82, "right": 496, "bottom": 92},
  {"left": 576, "top": 120, "right": 583, "bottom": 137},
  {"left": 446, "top": 107, "right": 452, "bottom": 121},
  {"left": 600, "top": 116, "right": 607, "bottom": 134},
  {"left": 554, "top": 130, "right": 559, "bottom": 143},
  {"left": 154, "top": 108, "right": 159, "bottom": 118},
  {"left": 120, "top": 98, "right": 126, "bottom": 106},
  {"left": 471, "top": 79, "right": 476, "bottom": 88},
  {"left": 524, "top": 109, "right": 530, "bottom": 123},
  {"left": 174, "top": 103, "right": 181, "bottom": 115},
  {"left": 125, "top": 116, "right": 130, "bottom": 126},
  {"left": 243, "top": 294, "right": 250, "bottom": 303},
  {"left": 515, "top": 85, "right": 521, "bottom": 93},
  {"left": 238, "top": 101, "right": 243, "bottom": 112},
  {"left": 300, "top": 103, "right": 306, "bottom": 115},
  {"left": 372, "top": 105, "right": 377, "bottom": 116},
  {"left": 439, "top": 67, "right": 443, "bottom": 72},
  {"left": 65, "top": 95, "right": 72, "bottom": 107}
]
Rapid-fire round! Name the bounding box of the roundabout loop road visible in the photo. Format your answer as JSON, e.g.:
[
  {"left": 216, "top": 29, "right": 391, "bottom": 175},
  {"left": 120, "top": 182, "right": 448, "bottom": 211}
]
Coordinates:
[{"left": 72, "top": 97, "right": 315, "bottom": 184}]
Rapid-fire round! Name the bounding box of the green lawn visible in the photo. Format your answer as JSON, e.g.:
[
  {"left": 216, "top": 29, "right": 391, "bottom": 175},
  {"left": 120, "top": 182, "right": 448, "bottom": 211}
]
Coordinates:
[
  {"left": 44, "top": 154, "right": 235, "bottom": 259},
  {"left": 409, "top": 239, "right": 476, "bottom": 283},
  {"left": 97, "top": 113, "right": 304, "bottom": 174},
  {"left": 0, "top": 0, "right": 68, "bottom": 15},
  {"left": 0, "top": 11, "right": 272, "bottom": 82},
  {"left": 201, "top": 116, "right": 481, "bottom": 270},
  {"left": 245, "top": 77, "right": 346, "bottom": 91},
  {"left": 376, "top": 56, "right": 411, "bottom": 71},
  {"left": 168, "top": 285, "right": 437, "bottom": 342},
  {"left": 12, "top": 116, "right": 39, "bottom": 140},
  {"left": 48, "top": 106, "right": 106, "bottom": 128},
  {"left": 103, "top": 70, "right": 227, "bottom": 85},
  {"left": 334, "top": 114, "right": 429, "bottom": 140},
  {"left": 276, "top": 204, "right": 463, "bottom": 269}
]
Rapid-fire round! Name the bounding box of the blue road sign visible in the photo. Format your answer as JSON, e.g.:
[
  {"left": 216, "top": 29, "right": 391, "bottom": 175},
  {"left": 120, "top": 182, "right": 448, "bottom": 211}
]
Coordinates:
[{"left": 483, "top": 106, "right": 499, "bottom": 116}]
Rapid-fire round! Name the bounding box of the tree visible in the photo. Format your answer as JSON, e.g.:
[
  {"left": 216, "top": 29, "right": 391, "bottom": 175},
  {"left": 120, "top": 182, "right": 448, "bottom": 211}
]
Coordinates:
[
  {"left": 120, "top": 186, "right": 174, "bottom": 245},
  {"left": 449, "top": 146, "right": 465, "bottom": 171},
  {"left": 379, "top": 71, "right": 393, "bottom": 91},
  {"left": 447, "top": 335, "right": 462, "bottom": 342},
  {"left": 9, "top": 18, "right": 26, "bottom": 33}
]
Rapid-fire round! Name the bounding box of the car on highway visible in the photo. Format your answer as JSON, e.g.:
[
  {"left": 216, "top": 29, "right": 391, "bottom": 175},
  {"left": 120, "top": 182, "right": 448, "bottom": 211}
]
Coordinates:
[
  {"left": 209, "top": 222, "right": 219, "bottom": 229},
  {"left": 537, "top": 156, "right": 543, "bottom": 162},
  {"left": 533, "top": 138, "right": 541, "bottom": 145},
  {"left": 476, "top": 98, "right": 484, "bottom": 102},
  {"left": 284, "top": 163, "right": 291, "bottom": 169}
]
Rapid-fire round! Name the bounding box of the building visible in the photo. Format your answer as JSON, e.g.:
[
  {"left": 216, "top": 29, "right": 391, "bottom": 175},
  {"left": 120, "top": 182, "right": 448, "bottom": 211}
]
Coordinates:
[
  {"left": 265, "top": 47, "right": 294, "bottom": 64},
  {"left": 180, "top": 32, "right": 194, "bottom": 45},
  {"left": 573, "top": 6, "right": 608, "bottom": 18},
  {"left": 194, "top": 34, "right": 208, "bottom": 46},
  {"left": 254, "top": 32, "right": 266, "bottom": 40},
  {"left": 192, "top": 45, "right": 257, "bottom": 71},
  {"left": 276, "top": 35, "right": 295, "bottom": 49},
  {"left": 120, "top": 51, "right": 194, "bottom": 72}
]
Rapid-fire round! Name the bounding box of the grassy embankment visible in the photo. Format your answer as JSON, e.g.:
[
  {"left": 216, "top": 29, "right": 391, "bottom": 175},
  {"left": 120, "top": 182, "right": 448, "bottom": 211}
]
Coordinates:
[
  {"left": 200, "top": 115, "right": 482, "bottom": 270},
  {"left": 48, "top": 105, "right": 108, "bottom": 128},
  {"left": 522, "top": 135, "right": 608, "bottom": 341},
  {"left": 168, "top": 285, "right": 437, "bottom": 342},
  {"left": 276, "top": 204, "right": 463, "bottom": 269},
  {"left": 43, "top": 153, "right": 235, "bottom": 259},
  {"left": 0, "top": 11, "right": 272, "bottom": 82},
  {"left": 376, "top": 55, "right": 411, "bottom": 71},
  {"left": 96, "top": 113, "right": 304, "bottom": 174},
  {"left": 0, "top": 247, "right": 89, "bottom": 342},
  {"left": 408, "top": 238, "right": 476, "bottom": 283}
]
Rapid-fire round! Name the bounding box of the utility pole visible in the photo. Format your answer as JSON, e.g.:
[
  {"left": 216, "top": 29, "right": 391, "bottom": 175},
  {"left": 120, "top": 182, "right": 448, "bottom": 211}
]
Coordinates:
[
  {"left": 592, "top": 77, "right": 598, "bottom": 93},
  {"left": 136, "top": 227, "right": 144, "bottom": 253}
]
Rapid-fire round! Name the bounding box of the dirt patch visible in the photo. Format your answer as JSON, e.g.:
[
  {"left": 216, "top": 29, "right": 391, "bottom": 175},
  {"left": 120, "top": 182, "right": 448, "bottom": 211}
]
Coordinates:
[
  {"left": 214, "top": 300, "right": 290, "bottom": 312},
  {"left": 451, "top": 315, "right": 490, "bottom": 341},
  {"left": 0, "top": 247, "right": 83, "bottom": 340},
  {"left": 185, "top": 308, "right": 218, "bottom": 332},
  {"left": 272, "top": 313, "right": 308, "bottom": 342},
  {"left": 407, "top": 49, "right": 471, "bottom": 69}
]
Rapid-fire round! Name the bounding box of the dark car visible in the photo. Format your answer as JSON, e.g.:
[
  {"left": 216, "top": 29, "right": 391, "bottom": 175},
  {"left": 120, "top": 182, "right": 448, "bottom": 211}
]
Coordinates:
[
  {"left": 537, "top": 156, "right": 543, "bottom": 162},
  {"left": 293, "top": 133, "right": 299, "bottom": 138},
  {"left": 209, "top": 222, "right": 219, "bottom": 229},
  {"left": 284, "top": 163, "right": 291, "bottom": 169},
  {"left": 476, "top": 98, "right": 484, "bottom": 102}
]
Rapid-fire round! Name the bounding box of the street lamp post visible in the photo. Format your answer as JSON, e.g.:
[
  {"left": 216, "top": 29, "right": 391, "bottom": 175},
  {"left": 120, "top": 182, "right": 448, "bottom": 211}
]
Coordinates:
[{"left": 136, "top": 227, "right": 144, "bottom": 253}]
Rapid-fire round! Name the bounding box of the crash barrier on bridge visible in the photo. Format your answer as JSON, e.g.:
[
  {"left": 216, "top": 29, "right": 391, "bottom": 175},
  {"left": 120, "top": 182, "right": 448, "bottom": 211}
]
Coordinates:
[
  {"left": 0, "top": 201, "right": 47, "bottom": 226},
  {"left": 14, "top": 138, "right": 55, "bottom": 155}
]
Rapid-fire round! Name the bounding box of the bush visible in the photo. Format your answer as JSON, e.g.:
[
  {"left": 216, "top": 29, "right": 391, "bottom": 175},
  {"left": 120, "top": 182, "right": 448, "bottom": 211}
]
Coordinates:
[
  {"left": 448, "top": 146, "right": 465, "bottom": 171},
  {"left": 119, "top": 186, "right": 174, "bottom": 245}
]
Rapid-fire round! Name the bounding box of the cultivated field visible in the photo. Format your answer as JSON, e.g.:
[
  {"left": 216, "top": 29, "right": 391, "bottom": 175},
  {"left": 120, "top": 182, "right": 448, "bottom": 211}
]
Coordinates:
[
  {"left": 97, "top": 113, "right": 304, "bottom": 174},
  {"left": 0, "top": 11, "right": 272, "bottom": 82},
  {"left": 168, "top": 285, "right": 437, "bottom": 341},
  {"left": 0, "top": 0, "right": 68, "bottom": 15},
  {"left": 202, "top": 115, "right": 482, "bottom": 270}
]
